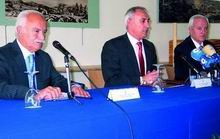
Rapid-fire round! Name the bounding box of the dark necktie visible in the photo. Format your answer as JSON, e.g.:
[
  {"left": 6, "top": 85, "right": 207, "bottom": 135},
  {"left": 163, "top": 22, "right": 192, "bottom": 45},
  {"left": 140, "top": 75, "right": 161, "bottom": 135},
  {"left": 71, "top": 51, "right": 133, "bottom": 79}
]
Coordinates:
[
  {"left": 137, "top": 42, "right": 145, "bottom": 76},
  {"left": 199, "top": 44, "right": 204, "bottom": 50},
  {"left": 25, "top": 54, "right": 37, "bottom": 89}
]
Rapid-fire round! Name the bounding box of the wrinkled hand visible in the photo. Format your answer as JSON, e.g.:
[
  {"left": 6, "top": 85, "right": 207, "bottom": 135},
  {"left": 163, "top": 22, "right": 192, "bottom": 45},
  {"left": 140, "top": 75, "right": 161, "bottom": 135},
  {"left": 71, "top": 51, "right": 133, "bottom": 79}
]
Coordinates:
[
  {"left": 35, "top": 86, "right": 62, "bottom": 101},
  {"left": 34, "top": 86, "right": 91, "bottom": 101},
  {"left": 72, "top": 86, "right": 91, "bottom": 98},
  {"left": 142, "top": 70, "right": 159, "bottom": 85}
]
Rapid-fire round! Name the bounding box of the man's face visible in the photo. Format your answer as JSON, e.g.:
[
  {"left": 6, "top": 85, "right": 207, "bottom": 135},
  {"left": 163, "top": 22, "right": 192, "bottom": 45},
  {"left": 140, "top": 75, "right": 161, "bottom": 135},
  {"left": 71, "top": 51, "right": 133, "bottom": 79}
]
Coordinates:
[
  {"left": 189, "top": 18, "right": 208, "bottom": 44},
  {"left": 17, "top": 13, "right": 47, "bottom": 52},
  {"left": 127, "top": 9, "right": 150, "bottom": 40}
]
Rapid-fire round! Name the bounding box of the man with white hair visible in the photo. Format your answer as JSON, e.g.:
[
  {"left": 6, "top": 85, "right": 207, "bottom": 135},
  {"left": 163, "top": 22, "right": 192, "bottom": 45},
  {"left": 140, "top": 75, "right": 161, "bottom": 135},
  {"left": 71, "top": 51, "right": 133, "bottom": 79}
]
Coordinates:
[
  {"left": 0, "top": 10, "right": 90, "bottom": 100},
  {"left": 174, "top": 14, "right": 215, "bottom": 81}
]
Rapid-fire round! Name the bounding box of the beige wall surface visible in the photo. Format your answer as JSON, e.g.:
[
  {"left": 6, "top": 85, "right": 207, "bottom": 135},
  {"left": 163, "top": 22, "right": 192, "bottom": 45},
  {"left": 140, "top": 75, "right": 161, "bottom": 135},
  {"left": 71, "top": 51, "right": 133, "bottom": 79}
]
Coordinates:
[{"left": 0, "top": 0, "right": 220, "bottom": 87}]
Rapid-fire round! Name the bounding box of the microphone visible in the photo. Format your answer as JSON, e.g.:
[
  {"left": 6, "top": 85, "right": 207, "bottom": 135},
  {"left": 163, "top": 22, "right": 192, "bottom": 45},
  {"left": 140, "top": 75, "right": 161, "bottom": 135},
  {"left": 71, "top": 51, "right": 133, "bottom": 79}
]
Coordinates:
[
  {"left": 52, "top": 41, "right": 76, "bottom": 61},
  {"left": 199, "top": 44, "right": 220, "bottom": 69},
  {"left": 191, "top": 48, "right": 205, "bottom": 61},
  {"left": 202, "top": 44, "right": 216, "bottom": 56},
  {"left": 191, "top": 44, "right": 220, "bottom": 70},
  {"left": 200, "top": 53, "right": 220, "bottom": 69},
  {"left": 181, "top": 56, "right": 200, "bottom": 75}
]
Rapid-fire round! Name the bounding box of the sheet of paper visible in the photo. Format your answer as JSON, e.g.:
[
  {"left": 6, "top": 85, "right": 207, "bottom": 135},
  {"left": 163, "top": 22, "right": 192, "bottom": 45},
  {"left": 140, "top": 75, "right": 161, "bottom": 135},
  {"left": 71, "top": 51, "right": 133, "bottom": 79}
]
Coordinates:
[{"left": 108, "top": 87, "right": 140, "bottom": 101}]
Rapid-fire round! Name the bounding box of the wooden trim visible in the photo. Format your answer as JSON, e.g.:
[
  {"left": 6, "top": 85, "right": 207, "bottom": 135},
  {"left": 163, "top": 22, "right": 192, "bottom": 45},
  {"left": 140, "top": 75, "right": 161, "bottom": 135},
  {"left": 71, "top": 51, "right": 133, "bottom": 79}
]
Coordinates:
[{"left": 56, "top": 65, "right": 101, "bottom": 73}]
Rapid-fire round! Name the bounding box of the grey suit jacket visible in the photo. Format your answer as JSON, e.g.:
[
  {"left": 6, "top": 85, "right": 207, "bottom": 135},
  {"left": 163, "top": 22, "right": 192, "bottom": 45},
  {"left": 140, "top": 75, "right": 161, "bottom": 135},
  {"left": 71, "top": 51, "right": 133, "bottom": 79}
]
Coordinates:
[
  {"left": 101, "top": 34, "right": 157, "bottom": 87},
  {"left": 0, "top": 40, "right": 68, "bottom": 99}
]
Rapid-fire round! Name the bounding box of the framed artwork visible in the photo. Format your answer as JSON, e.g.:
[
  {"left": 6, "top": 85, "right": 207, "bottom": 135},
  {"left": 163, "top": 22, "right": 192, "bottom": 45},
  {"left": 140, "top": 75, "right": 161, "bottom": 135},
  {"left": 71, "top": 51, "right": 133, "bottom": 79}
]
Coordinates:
[
  {"left": 159, "top": 0, "right": 220, "bottom": 23},
  {"left": 0, "top": 0, "right": 99, "bottom": 28}
]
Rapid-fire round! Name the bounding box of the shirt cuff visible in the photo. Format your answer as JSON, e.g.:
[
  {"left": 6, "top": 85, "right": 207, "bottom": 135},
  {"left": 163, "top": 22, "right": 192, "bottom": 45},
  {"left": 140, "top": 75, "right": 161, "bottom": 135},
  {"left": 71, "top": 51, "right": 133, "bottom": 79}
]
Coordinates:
[{"left": 140, "top": 76, "right": 144, "bottom": 85}]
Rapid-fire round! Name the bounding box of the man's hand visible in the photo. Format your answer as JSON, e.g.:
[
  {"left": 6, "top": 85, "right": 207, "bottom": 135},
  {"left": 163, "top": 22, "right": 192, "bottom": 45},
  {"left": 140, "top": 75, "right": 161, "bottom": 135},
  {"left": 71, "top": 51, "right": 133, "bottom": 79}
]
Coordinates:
[
  {"left": 35, "top": 86, "right": 62, "bottom": 100},
  {"left": 35, "top": 86, "right": 91, "bottom": 101},
  {"left": 72, "top": 86, "right": 91, "bottom": 98},
  {"left": 142, "top": 70, "right": 159, "bottom": 85}
]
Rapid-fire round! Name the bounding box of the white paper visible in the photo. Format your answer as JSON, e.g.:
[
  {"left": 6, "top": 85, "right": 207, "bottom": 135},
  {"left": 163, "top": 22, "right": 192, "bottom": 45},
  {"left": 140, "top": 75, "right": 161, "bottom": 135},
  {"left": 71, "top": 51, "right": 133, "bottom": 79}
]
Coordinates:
[
  {"left": 108, "top": 87, "right": 140, "bottom": 101},
  {"left": 191, "top": 78, "right": 212, "bottom": 88}
]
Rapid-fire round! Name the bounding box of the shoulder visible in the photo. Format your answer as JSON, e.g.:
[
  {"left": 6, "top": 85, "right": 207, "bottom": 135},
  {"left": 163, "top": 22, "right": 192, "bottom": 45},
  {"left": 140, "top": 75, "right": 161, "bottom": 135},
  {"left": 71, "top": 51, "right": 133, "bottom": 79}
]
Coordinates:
[
  {"left": 104, "top": 34, "right": 128, "bottom": 47},
  {"left": 36, "top": 49, "right": 49, "bottom": 56},
  {"left": 0, "top": 41, "right": 18, "bottom": 58},
  {"left": 178, "top": 36, "right": 191, "bottom": 46},
  {"left": 204, "top": 40, "right": 214, "bottom": 46},
  {"left": 142, "top": 39, "right": 156, "bottom": 51},
  {"left": 35, "top": 50, "right": 52, "bottom": 62},
  {"left": 175, "top": 36, "right": 192, "bottom": 51},
  {"left": 0, "top": 41, "right": 15, "bottom": 51},
  {"left": 143, "top": 39, "right": 155, "bottom": 47}
]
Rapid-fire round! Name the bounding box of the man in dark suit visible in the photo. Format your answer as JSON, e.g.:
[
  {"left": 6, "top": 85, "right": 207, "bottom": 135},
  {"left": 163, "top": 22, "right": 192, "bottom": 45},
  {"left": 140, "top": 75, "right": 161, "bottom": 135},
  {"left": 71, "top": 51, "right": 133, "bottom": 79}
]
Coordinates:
[
  {"left": 174, "top": 14, "right": 213, "bottom": 81},
  {"left": 101, "top": 6, "right": 158, "bottom": 87},
  {"left": 0, "top": 10, "right": 90, "bottom": 100}
]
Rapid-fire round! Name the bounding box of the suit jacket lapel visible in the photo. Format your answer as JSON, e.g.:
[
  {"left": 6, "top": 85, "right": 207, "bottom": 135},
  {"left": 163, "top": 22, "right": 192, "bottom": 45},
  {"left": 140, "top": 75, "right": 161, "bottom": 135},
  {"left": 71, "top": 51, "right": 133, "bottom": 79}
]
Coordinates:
[
  {"left": 34, "top": 51, "right": 40, "bottom": 72},
  {"left": 142, "top": 41, "right": 148, "bottom": 68},
  {"left": 12, "top": 40, "right": 29, "bottom": 86},
  {"left": 123, "top": 34, "right": 140, "bottom": 75},
  {"left": 188, "top": 37, "right": 197, "bottom": 50}
]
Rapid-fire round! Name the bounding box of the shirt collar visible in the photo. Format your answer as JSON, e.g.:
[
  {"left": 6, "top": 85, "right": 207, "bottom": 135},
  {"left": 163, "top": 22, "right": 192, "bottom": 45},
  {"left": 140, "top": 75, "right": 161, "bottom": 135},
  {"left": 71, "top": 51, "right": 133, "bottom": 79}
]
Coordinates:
[
  {"left": 190, "top": 37, "right": 204, "bottom": 49},
  {"left": 127, "top": 32, "right": 143, "bottom": 47},
  {"left": 16, "top": 39, "right": 35, "bottom": 59}
]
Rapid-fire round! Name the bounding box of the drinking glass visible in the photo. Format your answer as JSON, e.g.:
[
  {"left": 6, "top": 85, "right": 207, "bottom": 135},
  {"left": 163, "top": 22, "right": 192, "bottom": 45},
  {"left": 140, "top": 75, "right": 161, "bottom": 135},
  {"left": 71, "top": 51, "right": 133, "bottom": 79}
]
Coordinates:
[
  {"left": 212, "top": 69, "right": 220, "bottom": 86},
  {"left": 24, "top": 71, "right": 41, "bottom": 108},
  {"left": 152, "top": 64, "right": 165, "bottom": 93}
]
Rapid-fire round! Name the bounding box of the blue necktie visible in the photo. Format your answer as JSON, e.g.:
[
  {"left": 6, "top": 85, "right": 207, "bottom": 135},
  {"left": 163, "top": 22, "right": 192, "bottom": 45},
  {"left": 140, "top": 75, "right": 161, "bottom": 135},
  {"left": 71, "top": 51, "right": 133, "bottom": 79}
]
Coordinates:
[{"left": 25, "top": 54, "right": 37, "bottom": 89}]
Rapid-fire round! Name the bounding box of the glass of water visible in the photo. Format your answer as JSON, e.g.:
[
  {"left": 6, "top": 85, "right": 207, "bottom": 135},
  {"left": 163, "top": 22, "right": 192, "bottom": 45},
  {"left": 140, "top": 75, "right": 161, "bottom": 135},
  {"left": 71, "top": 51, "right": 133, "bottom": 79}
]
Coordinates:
[
  {"left": 152, "top": 64, "right": 165, "bottom": 93},
  {"left": 24, "top": 71, "right": 41, "bottom": 108}
]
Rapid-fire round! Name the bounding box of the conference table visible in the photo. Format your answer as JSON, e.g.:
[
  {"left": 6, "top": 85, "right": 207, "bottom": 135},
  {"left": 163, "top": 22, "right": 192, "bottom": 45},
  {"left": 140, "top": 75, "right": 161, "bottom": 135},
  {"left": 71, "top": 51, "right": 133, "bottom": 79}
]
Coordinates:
[{"left": 1, "top": 85, "right": 220, "bottom": 139}]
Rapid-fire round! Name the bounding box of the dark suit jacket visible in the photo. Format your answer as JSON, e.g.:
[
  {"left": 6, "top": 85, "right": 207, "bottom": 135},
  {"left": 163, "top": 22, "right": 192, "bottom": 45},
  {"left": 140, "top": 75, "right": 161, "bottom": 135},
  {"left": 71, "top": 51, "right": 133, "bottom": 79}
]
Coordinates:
[
  {"left": 101, "top": 34, "right": 157, "bottom": 87},
  {"left": 174, "top": 36, "right": 213, "bottom": 81},
  {"left": 0, "top": 40, "right": 69, "bottom": 99}
]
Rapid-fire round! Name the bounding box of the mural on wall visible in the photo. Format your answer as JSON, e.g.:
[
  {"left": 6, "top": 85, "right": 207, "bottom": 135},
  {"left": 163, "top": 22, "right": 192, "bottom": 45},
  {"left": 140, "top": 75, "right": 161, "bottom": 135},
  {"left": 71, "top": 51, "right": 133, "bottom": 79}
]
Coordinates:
[
  {"left": 159, "top": 0, "right": 220, "bottom": 23},
  {"left": 6, "top": 0, "right": 88, "bottom": 23},
  {"left": 0, "top": 0, "right": 99, "bottom": 28}
]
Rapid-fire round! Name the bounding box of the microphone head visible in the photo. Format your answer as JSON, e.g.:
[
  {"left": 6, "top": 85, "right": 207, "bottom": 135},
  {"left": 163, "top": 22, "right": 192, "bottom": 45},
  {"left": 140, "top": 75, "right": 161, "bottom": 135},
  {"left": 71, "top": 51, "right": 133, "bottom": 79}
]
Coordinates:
[
  {"left": 210, "top": 53, "right": 220, "bottom": 61},
  {"left": 200, "top": 55, "right": 212, "bottom": 69},
  {"left": 191, "top": 48, "right": 205, "bottom": 61},
  {"left": 52, "top": 40, "right": 60, "bottom": 48},
  {"left": 52, "top": 40, "right": 70, "bottom": 56},
  {"left": 200, "top": 53, "right": 220, "bottom": 69},
  {"left": 202, "top": 44, "right": 216, "bottom": 56}
]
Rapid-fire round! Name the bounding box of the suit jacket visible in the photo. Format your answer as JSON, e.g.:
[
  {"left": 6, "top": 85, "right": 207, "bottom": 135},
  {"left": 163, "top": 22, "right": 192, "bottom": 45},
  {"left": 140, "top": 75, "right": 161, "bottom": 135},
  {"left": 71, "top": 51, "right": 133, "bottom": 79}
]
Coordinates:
[
  {"left": 0, "top": 40, "right": 69, "bottom": 99},
  {"left": 101, "top": 34, "right": 157, "bottom": 87},
  {"left": 174, "top": 36, "right": 213, "bottom": 81}
]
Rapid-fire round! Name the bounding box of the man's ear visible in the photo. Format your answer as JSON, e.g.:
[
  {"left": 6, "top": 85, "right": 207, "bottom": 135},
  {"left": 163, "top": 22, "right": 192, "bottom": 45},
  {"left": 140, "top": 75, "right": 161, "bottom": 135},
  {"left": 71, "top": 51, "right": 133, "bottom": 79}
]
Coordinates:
[{"left": 16, "top": 26, "right": 22, "bottom": 34}]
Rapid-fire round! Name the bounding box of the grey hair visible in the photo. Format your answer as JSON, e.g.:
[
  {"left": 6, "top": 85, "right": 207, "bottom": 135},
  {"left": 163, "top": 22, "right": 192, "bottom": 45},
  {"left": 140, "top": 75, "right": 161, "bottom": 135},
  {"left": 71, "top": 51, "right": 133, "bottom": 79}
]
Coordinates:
[
  {"left": 188, "top": 14, "right": 209, "bottom": 29},
  {"left": 124, "top": 6, "right": 148, "bottom": 29},
  {"left": 15, "top": 10, "right": 44, "bottom": 35}
]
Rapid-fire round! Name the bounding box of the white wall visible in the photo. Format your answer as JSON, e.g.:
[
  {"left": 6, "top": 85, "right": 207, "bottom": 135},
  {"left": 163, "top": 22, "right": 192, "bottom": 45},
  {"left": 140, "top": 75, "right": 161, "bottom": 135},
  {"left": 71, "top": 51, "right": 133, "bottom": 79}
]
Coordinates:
[{"left": 1, "top": 0, "right": 220, "bottom": 87}]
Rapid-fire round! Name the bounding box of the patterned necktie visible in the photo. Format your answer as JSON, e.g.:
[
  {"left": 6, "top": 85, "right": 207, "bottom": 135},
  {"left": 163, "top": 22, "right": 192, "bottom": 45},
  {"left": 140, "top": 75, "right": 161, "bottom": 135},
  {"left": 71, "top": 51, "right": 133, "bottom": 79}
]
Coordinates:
[
  {"left": 199, "top": 45, "right": 204, "bottom": 50},
  {"left": 25, "top": 54, "right": 37, "bottom": 89},
  {"left": 137, "top": 42, "right": 145, "bottom": 76}
]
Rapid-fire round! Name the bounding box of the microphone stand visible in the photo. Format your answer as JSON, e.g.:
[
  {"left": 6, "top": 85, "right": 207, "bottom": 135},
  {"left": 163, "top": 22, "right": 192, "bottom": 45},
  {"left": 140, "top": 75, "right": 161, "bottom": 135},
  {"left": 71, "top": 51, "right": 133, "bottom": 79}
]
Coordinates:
[
  {"left": 69, "top": 56, "right": 134, "bottom": 139},
  {"left": 69, "top": 56, "right": 106, "bottom": 97},
  {"left": 64, "top": 55, "right": 81, "bottom": 104}
]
